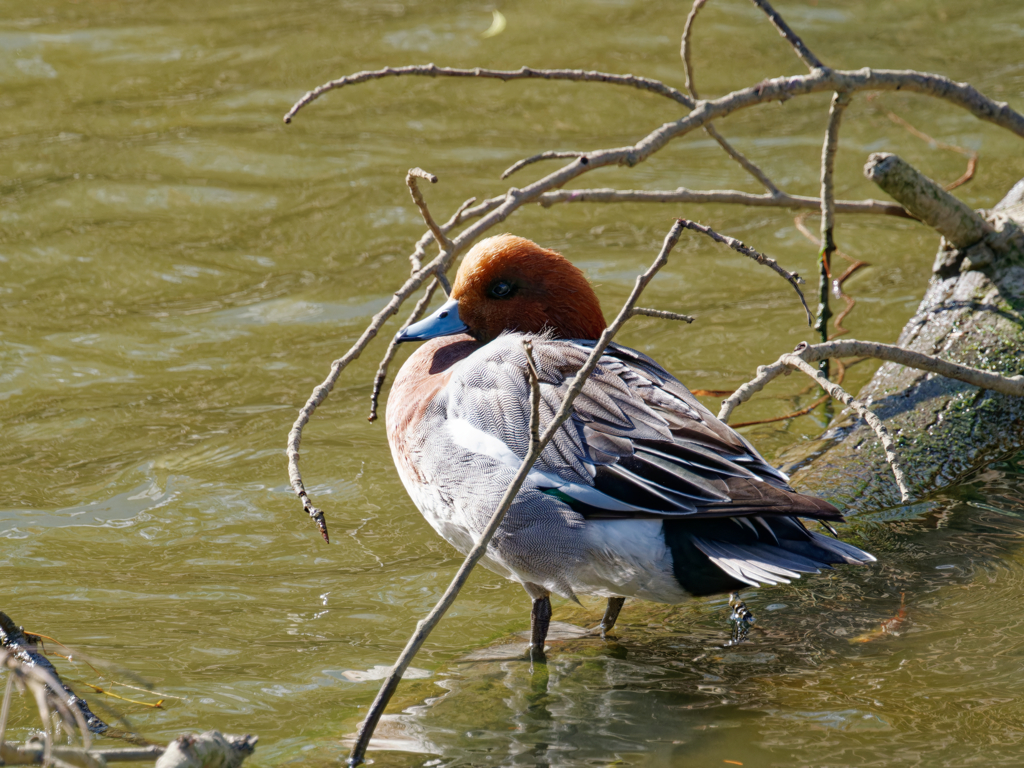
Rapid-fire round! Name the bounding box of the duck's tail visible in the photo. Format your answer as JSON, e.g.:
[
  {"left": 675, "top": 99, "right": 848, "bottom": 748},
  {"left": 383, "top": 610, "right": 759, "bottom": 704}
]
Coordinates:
[{"left": 663, "top": 514, "right": 874, "bottom": 597}]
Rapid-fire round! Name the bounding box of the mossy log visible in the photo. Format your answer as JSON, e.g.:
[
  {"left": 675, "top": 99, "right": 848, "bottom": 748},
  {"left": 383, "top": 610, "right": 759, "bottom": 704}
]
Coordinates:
[{"left": 782, "top": 160, "right": 1024, "bottom": 516}]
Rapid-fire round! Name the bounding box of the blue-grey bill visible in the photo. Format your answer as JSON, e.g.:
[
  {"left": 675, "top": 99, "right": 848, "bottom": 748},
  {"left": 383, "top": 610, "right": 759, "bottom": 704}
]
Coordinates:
[{"left": 396, "top": 297, "right": 469, "bottom": 342}]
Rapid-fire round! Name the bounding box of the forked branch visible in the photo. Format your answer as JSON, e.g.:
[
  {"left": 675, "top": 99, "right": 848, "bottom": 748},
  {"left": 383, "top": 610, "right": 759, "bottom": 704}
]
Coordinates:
[
  {"left": 716, "top": 339, "right": 1024, "bottom": 501},
  {"left": 285, "top": 0, "right": 1024, "bottom": 537},
  {"left": 717, "top": 339, "right": 1024, "bottom": 424},
  {"left": 782, "top": 348, "right": 911, "bottom": 502}
]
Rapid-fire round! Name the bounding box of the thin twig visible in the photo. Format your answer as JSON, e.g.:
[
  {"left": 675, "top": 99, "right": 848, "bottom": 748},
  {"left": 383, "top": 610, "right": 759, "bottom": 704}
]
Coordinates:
[
  {"left": 346, "top": 220, "right": 687, "bottom": 767},
  {"left": 629, "top": 307, "right": 695, "bottom": 323},
  {"left": 368, "top": 278, "right": 442, "bottom": 423},
  {"left": 816, "top": 91, "right": 853, "bottom": 370},
  {"left": 286, "top": 249, "right": 456, "bottom": 542},
  {"left": 704, "top": 123, "right": 782, "bottom": 195},
  {"left": 729, "top": 357, "right": 847, "bottom": 428},
  {"left": 283, "top": 64, "right": 695, "bottom": 122},
  {"left": 679, "top": 219, "right": 812, "bottom": 324},
  {"left": 501, "top": 152, "right": 586, "bottom": 180},
  {"left": 536, "top": 186, "right": 909, "bottom": 216},
  {"left": 717, "top": 339, "right": 1024, "bottom": 424},
  {"left": 411, "top": 196, "right": 484, "bottom": 269},
  {"left": 681, "top": 0, "right": 780, "bottom": 194},
  {"left": 749, "top": 0, "right": 826, "bottom": 71},
  {"left": 681, "top": 0, "right": 710, "bottom": 97},
  {"left": 0, "top": 673, "right": 13, "bottom": 755},
  {"left": 406, "top": 168, "right": 453, "bottom": 259},
  {"left": 782, "top": 349, "right": 911, "bottom": 502}
]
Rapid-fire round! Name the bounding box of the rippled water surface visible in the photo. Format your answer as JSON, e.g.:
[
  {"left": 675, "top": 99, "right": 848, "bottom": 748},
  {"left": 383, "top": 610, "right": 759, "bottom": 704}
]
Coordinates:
[{"left": 2, "top": 0, "right": 1024, "bottom": 765}]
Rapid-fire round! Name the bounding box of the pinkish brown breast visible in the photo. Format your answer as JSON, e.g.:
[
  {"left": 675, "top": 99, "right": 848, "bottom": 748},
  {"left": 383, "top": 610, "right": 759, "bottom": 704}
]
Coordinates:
[{"left": 386, "top": 335, "right": 481, "bottom": 479}]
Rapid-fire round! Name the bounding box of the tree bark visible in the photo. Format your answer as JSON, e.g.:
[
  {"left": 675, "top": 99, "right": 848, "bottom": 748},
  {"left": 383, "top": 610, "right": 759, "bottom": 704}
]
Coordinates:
[{"left": 781, "top": 167, "right": 1024, "bottom": 516}]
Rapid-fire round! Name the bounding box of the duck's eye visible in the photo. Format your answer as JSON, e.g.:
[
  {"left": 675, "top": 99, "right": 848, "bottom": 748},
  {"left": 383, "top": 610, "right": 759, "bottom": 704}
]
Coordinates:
[{"left": 489, "top": 281, "right": 513, "bottom": 299}]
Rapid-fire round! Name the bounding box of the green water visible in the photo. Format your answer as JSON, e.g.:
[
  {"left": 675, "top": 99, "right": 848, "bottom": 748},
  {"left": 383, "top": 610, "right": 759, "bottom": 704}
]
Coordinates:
[{"left": 2, "top": 0, "right": 1024, "bottom": 765}]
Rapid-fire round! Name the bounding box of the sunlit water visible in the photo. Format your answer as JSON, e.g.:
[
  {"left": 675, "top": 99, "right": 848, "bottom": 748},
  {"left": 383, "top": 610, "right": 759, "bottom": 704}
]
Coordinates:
[{"left": 2, "top": 0, "right": 1024, "bottom": 765}]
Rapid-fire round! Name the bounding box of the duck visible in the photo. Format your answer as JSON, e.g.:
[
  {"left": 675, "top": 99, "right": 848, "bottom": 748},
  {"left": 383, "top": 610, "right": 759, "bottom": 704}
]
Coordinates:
[{"left": 386, "top": 233, "right": 874, "bottom": 656}]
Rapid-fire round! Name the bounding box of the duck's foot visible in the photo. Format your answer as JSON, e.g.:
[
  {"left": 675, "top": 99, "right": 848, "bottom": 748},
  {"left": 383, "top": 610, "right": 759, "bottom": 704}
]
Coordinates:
[
  {"left": 585, "top": 596, "right": 626, "bottom": 639},
  {"left": 727, "top": 591, "right": 755, "bottom": 645}
]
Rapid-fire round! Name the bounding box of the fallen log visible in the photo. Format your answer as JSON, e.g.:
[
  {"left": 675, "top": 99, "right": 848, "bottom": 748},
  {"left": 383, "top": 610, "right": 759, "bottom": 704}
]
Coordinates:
[{"left": 781, "top": 160, "right": 1024, "bottom": 515}]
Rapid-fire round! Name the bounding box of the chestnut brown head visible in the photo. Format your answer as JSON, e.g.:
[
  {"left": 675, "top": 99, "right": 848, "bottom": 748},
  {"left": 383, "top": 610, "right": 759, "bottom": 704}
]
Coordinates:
[{"left": 398, "top": 234, "right": 607, "bottom": 345}]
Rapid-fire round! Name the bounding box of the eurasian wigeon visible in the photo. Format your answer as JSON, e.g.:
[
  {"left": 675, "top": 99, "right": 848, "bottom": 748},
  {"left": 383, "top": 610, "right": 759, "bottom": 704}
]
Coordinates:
[{"left": 386, "top": 234, "right": 874, "bottom": 655}]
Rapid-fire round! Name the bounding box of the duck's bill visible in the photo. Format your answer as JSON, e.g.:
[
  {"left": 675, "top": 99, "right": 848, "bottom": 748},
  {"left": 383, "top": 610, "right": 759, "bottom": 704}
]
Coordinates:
[{"left": 396, "top": 297, "right": 469, "bottom": 342}]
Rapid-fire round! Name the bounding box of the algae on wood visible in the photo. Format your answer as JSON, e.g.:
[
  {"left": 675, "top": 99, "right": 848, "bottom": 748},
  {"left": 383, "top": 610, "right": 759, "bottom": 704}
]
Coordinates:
[{"left": 782, "top": 169, "right": 1024, "bottom": 516}]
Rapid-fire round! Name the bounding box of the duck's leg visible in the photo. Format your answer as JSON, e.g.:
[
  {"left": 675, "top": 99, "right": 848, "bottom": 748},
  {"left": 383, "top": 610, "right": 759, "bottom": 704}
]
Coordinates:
[
  {"left": 598, "top": 597, "right": 626, "bottom": 639},
  {"left": 530, "top": 595, "right": 552, "bottom": 659},
  {"left": 523, "top": 582, "right": 551, "bottom": 661},
  {"left": 728, "top": 591, "right": 755, "bottom": 644}
]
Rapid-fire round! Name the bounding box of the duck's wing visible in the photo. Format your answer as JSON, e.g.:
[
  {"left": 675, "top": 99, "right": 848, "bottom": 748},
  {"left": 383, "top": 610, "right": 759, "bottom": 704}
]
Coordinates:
[
  {"left": 441, "top": 334, "right": 842, "bottom": 524},
  {"left": 441, "top": 333, "right": 873, "bottom": 582}
]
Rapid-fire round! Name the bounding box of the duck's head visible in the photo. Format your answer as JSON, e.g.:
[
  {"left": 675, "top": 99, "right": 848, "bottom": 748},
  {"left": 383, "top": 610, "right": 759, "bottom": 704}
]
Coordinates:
[{"left": 397, "top": 234, "right": 607, "bottom": 345}]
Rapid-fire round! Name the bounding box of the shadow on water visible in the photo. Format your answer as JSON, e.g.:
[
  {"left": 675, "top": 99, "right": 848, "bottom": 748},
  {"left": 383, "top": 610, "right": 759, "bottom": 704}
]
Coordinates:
[{"left": 330, "top": 455, "right": 1024, "bottom": 768}]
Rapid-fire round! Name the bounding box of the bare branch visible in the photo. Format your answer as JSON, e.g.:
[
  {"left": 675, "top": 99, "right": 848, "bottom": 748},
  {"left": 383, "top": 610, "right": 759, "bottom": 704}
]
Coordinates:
[
  {"left": 368, "top": 278, "right": 442, "bottom": 423},
  {"left": 501, "top": 152, "right": 586, "bottom": 180},
  {"left": 820, "top": 92, "right": 852, "bottom": 250},
  {"left": 286, "top": 194, "right": 509, "bottom": 537},
  {"left": 816, "top": 91, "right": 853, "bottom": 366},
  {"left": 679, "top": 219, "right": 812, "bottom": 324},
  {"left": 286, "top": 251, "right": 456, "bottom": 542},
  {"left": 410, "top": 196, "right": 493, "bottom": 270},
  {"left": 523, "top": 340, "right": 542, "bottom": 450},
  {"left": 681, "top": 0, "right": 710, "bottom": 97},
  {"left": 681, "top": 0, "right": 780, "bottom": 194},
  {"left": 536, "top": 186, "right": 909, "bottom": 216},
  {"left": 629, "top": 307, "right": 695, "bottom": 323},
  {"left": 283, "top": 64, "right": 694, "bottom": 122},
  {"left": 704, "top": 124, "right": 782, "bottom": 195},
  {"left": 717, "top": 338, "right": 1024, "bottom": 424},
  {"left": 781, "top": 349, "right": 911, "bottom": 502},
  {"left": 0, "top": 673, "right": 12, "bottom": 753},
  {"left": 406, "top": 168, "right": 454, "bottom": 260},
  {"left": 793, "top": 212, "right": 869, "bottom": 339},
  {"left": 749, "top": 0, "right": 826, "bottom": 71},
  {"left": 288, "top": 55, "right": 1024, "bottom": 538},
  {"left": 346, "top": 220, "right": 687, "bottom": 768}
]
